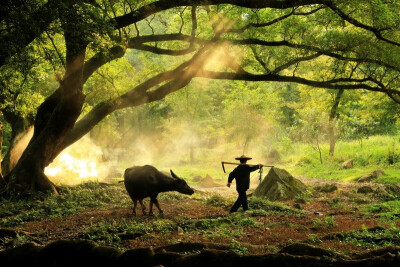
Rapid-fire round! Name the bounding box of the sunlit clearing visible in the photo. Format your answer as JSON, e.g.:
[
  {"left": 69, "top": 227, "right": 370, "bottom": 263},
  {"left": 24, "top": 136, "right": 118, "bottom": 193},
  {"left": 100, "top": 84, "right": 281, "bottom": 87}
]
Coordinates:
[{"left": 45, "top": 136, "right": 105, "bottom": 185}]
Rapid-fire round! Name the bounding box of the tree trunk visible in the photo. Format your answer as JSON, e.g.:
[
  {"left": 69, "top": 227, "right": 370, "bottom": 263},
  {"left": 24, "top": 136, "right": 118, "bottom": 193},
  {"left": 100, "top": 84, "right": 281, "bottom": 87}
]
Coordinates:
[
  {"left": 328, "top": 89, "right": 344, "bottom": 157},
  {"left": 1, "top": 111, "right": 34, "bottom": 176},
  {"left": 1, "top": 36, "right": 208, "bottom": 197},
  {"left": 2, "top": 7, "right": 87, "bottom": 196}
]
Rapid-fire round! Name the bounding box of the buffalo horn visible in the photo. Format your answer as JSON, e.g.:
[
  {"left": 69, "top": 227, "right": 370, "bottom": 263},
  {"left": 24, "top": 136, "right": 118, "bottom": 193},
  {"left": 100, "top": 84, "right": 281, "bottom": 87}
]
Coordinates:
[{"left": 170, "top": 170, "right": 179, "bottom": 179}]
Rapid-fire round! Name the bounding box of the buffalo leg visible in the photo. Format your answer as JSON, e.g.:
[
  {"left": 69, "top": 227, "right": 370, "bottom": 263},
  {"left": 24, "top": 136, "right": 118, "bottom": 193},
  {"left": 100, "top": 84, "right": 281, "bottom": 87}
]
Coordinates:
[
  {"left": 149, "top": 199, "right": 154, "bottom": 215},
  {"left": 139, "top": 199, "right": 146, "bottom": 215},
  {"left": 153, "top": 198, "right": 163, "bottom": 214},
  {"left": 132, "top": 199, "right": 138, "bottom": 215}
]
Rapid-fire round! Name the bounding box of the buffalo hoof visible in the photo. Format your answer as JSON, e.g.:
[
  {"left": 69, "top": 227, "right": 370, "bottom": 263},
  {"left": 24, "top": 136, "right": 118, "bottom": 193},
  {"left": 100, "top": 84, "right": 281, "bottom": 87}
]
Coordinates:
[
  {"left": 142, "top": 211, "right": 147, "bottom": 215},
  {"left": 148, "top": 212, "right": 154, "bottom": 216}
]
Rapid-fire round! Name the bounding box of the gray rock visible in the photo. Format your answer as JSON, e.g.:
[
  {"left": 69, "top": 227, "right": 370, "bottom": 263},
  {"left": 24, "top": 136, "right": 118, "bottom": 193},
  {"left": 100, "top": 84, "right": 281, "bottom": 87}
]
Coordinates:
[
  {"left": 293, "top": 203, "right": 302, "bottom": 210},
  {"left": 253, "top": 167, "right": 307, "bottom": 201},
  {"left": 357, "top": 186, "right": 374, "bottom": 194},
  {"left": 357, "top": 170, "right": 385, "bottom": 183},
  {"left": 316, "top": 184, "right": 338, "bottom": 193},
  {"left": 342, "top": 159, "right": 353, "bottom": 169},
  {"left": 385, "top": 184, "right": 400, "bottom": 196}
]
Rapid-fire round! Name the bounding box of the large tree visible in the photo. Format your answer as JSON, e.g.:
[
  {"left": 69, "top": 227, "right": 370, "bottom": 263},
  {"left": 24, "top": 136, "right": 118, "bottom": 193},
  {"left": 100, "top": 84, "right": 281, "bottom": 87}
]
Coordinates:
[{"left": 1, "top": 0, "right": 400, "bottom": 196}]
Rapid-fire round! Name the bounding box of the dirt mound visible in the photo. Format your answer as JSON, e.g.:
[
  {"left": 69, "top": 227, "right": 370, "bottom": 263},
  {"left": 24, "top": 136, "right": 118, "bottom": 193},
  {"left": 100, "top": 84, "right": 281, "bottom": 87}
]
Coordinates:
[
  {"left": 199, "top": 174, "right": 223, "bottom": 188},
  {"left": 253, "top": 167, "right": 307, "bottom": 201}
]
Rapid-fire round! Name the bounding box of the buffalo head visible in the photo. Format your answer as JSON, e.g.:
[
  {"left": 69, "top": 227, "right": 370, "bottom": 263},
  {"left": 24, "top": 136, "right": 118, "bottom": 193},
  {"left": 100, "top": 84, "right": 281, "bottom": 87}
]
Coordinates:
[{"left": 170, "top": 170, "right": 195, "bottom": 195}]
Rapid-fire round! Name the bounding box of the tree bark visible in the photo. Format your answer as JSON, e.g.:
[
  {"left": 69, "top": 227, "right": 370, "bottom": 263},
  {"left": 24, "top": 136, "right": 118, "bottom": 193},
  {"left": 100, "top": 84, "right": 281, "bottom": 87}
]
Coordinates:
[
  {"left": 1, "top": 111, "right": 34, "bottom": 176},
  {"left": 328, "top": 89, "right": 344, "bottom": 157}
]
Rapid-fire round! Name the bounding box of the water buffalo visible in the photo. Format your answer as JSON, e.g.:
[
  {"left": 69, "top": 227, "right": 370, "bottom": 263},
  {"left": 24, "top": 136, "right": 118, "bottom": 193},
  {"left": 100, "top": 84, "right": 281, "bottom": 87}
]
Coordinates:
[{"left": 124, "top": 165, "right": 194, "bottom": 215}]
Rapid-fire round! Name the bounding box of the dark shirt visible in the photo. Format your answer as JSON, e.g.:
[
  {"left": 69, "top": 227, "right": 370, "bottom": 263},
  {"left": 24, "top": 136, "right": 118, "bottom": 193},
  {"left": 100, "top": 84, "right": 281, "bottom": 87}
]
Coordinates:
[{"left": 228, "top": 164, "right": 259, "bottom": 191}]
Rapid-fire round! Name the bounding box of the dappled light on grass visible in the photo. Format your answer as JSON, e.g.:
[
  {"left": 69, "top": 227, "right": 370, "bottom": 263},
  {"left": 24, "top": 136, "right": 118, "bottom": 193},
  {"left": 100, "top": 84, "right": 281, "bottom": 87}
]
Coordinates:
[{"left": 45, "top": 137, "right": 106, "bottom": 185}]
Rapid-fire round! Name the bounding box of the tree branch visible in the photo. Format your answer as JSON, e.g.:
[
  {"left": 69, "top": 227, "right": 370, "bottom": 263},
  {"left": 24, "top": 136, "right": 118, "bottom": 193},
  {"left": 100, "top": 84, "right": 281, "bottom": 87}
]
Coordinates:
[
  {"left": 112, "top": 0, "right": 329, "bottom": 29},
  {"left": 128, "top": 43, "right": 196, "bottom": 55},
  {"left": 62, "top": 42, "right": 213, "bottom": 150},
  {"left": 326, "top": 3, "right": 400, "bottom": 47},
  {"left": 194, "top": 70, "right": 400, "bottom": 95},
  {"left": 83, "top": 46, "right": 126, "bottom": 83},
  {"left": 271, "top": 52, "right": 322, "bottom": 74},
  {"left": 229, "top": 38, "right": 400, "bottom": 72}
]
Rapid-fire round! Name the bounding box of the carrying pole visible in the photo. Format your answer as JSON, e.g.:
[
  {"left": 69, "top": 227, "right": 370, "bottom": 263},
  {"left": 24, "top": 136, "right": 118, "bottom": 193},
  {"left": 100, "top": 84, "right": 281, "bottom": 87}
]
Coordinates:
[{"left": 221, "top": 161, "right": 274, "bottom": 173}]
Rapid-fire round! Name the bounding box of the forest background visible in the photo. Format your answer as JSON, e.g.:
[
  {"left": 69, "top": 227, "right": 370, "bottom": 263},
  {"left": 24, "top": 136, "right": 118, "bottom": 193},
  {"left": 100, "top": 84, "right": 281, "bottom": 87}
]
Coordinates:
[{"left": 1, "top": 0, "right": 400, "bottom": 190}]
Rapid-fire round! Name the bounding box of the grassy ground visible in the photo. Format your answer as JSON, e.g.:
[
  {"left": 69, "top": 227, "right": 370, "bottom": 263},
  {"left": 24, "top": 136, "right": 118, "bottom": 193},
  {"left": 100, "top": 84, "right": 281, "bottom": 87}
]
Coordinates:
[
  {"left": 285, "top": 135, "right": 400, "bottom": 183},
  {"left": 1, "top": 135, "right": 399, "bottom": 255},
  {"left": 1, "top": 180, "right": 400, "bottom": 254}
]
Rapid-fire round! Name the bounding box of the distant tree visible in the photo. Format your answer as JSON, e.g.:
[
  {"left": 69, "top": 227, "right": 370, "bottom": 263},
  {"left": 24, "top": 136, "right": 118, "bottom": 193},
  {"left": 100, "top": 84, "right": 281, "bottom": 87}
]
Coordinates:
[{"left": 328, "top": 89, "right": 344, "bottom": 157}]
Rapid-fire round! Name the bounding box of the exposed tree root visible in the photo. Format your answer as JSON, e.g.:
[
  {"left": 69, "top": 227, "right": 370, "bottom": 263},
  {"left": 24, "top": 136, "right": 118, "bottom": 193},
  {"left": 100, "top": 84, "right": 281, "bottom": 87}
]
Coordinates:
[{"left": 1, "top": 240, "right": 400, "bottom": 267}]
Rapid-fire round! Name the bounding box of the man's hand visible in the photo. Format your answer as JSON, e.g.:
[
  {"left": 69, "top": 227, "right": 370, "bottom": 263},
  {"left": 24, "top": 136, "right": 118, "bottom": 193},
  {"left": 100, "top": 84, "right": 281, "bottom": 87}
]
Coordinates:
[
  {"left": 258, "top": 164, "right": 263, "bottom": 167},
  {"left": 227, "top": 182, "right": 231, "bottom": 188}
]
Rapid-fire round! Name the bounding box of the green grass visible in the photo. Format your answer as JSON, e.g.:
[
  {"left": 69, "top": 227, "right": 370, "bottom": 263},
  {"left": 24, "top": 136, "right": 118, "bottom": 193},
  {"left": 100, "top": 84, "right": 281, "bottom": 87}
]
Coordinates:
[
  {"left": 284, "top": 135, "right": 400, "bottom": 183},
  {"left": 0, "top": 182, "right": 131, "bottom": 227},
  {"left": 248, "top": 197, "right": 302, "bottom": 214},
  {"left": 363, "top": 200, "right": 400, "bottom": 222},
  {"left": 341, "top": 225, "right": 400, "bottom": 248},
  {"left": 82, "top": 218, "right": 178, "bottom": 246}
]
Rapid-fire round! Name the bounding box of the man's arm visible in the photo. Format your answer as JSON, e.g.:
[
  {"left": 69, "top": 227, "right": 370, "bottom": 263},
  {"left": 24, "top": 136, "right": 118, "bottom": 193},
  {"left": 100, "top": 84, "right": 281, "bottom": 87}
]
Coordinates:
[
  {"left": 249, "top": 164, "right": 263, "bottom": 172},
  {"left": 227, "top": 168, "right": 237, "bottom": 187}
]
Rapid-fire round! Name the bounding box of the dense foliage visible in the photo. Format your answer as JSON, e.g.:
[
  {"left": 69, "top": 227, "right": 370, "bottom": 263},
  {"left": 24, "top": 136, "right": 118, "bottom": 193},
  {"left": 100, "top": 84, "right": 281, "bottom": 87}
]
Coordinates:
[{"left": 1, "top": 0, "right": 400, "bottom": 194}]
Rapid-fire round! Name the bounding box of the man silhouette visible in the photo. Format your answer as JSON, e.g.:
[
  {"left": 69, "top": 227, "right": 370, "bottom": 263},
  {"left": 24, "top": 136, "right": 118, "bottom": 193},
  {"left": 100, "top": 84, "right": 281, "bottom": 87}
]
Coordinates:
[{"left": 227, "top": 155, "right": 262, "bottom": 212}]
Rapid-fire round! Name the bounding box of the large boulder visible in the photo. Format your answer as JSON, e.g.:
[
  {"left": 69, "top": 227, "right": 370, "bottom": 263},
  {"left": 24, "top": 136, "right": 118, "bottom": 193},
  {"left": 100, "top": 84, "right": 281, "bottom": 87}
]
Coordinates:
[{"left": 253, "top": 167, "right": 307, "bottom": 201}]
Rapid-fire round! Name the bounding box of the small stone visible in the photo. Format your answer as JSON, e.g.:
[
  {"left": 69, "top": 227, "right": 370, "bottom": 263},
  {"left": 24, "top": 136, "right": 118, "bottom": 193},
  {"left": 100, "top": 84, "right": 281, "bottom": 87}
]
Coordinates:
[
  {"left": 293, "top": 203, "right": 302, "bottom": 210},
  {"left": 342, "top": 159, "right": 353, "bottom": 169},
  {"left": 317, "top": 184, "right": 338, "bottom": 193},
  {"left": 357, "top": 186, "right": 374, "bottom": 194}
]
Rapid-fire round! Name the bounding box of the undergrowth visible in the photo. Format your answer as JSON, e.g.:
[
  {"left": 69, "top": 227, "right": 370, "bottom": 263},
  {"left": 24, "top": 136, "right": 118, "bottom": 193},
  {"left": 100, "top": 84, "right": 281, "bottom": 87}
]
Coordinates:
[{"left": 0, "top": 182, "right": 130, "bottom": 227}]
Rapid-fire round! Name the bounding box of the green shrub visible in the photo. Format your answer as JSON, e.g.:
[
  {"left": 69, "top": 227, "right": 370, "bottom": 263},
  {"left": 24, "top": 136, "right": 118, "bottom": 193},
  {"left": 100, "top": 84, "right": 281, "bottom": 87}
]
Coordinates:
[
  {"left": 205, "top": 194, "right": 229, "bottom": 207},
  {"left": 248, "top": 197, "right": 297, "bottom": 213},
  {"left": 229, "top": 239, "right": 248, "bottom": 255},
  {"left": 341, "top": 226, "right": 400, "bottom": 248},
  {"left": 0, "top": 182, "right": 130, "bottom": 227}
]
